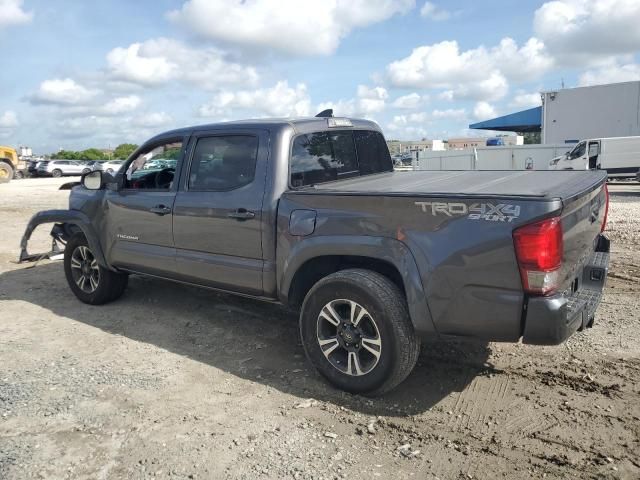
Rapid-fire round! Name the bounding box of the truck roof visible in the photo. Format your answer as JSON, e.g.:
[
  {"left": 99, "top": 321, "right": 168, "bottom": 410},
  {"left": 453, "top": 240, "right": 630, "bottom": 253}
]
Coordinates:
[{"left": 146, "top": 117, "right": 382, "bottom": 143}]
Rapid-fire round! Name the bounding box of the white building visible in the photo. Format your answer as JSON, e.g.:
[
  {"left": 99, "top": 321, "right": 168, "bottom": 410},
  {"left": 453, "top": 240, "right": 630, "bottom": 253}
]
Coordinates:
[
  {"left": 542, "top": 81, "right": 640, "bottom": 144},
  {"left": 387, "top": 140, "right": 445, "bottom": 155}
]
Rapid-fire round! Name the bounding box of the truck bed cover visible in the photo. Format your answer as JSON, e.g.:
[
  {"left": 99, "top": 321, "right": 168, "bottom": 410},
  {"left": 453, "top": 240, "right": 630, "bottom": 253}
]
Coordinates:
[{"left": 302, "top": 170, "right": 606, "bottom": 201}]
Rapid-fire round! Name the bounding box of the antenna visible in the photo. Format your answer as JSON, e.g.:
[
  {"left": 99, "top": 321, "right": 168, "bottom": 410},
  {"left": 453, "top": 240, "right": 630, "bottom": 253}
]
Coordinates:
[
  {"left": 315, "top": 109, "right": 334, "bottom": 118},
  {"left": 561, "top": 78, "right": 565, "bottom": 89}
]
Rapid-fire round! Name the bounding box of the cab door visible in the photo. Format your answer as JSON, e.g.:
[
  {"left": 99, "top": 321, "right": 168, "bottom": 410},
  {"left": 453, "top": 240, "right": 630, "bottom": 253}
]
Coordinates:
[
  {"left": 172, "top": 129, "right": 269, "bottom": 295},
  {"left": 104, "top": 136, "right": 187, "bottom": 276},
  {"left": 588, "top": 140, "right": 600, "bottom": 169}
]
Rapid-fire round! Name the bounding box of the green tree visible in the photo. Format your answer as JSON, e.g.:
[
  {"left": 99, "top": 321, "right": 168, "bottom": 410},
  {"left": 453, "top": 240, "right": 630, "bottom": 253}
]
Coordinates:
[
  {"left": 56, "top": 150, "right": 80, "bottom": 160},
  {"left": 113, "top": 143, "right": 138, "bottom": 160},
  {"left": 80, "top": 148, "right": 107, "bottom": 161}
]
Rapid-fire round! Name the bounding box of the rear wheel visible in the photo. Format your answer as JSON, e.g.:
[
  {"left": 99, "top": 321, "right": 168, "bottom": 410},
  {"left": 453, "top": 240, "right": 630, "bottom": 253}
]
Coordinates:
[
  {"left": 64, "top": 234, "right": 128, "bottom": 305},
  {"left": 300, "top": 269, "right": 420, "bottom": 396},
  {"left": 52, "top": 169, "right": 62, "bottom": 178},
  {"left": 0, "top": 161, "right": 13, "bottom": 183},
  {"left": 14, "top": 170, "right": 24, "bottom": 179}
]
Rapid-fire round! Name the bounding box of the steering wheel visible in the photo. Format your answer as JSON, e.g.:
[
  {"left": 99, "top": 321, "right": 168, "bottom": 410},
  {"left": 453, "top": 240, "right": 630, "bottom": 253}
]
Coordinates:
[{"left": 154, "top": 168, "right": 175, "bottom": 189}]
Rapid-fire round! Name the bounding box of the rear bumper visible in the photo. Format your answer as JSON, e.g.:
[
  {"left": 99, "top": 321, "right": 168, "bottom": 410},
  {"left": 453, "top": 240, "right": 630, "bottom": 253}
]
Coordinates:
[{"left": 522, "top": 234, "right": 610, "bottom": 345}]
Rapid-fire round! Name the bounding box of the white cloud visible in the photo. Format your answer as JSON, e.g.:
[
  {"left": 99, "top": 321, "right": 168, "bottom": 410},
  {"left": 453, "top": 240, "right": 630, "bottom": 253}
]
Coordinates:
[
  {"left": 107, "top": 43, "right": 175, "bottom": 86},
  {"left": 0, "top": 0, "right": 32, "bottom": 28},
  {"left": 438, "top": 90, "right": 454, "bottom": 101},
  {"left": 317, "top": 84, "right": 389, "bottom": 117},
  {"left": 534, "top": 0, "right": 640, "bottom": 65},
  {"left": 199, "top": 81, "right": 312, "bottom": 118},
  {"left": 386, "top": 38, "right": 552, "bottom": 101},
  {"left": 355, "top": 85, "right": 388, "bottom": 113},
  {"left": 168, "top": 0, "right": 415, "bottom": 56},
  {"left": 392, "top": 92, "right": 428, "bottom": 109},
  {"left": 432, "top": 108, "right": 466, "bottom": 120},
  {"left": 102, "top": 95, "right": 142, "bottom": 115},
  {"left": 510, "top": 91, "right": 541, "bottom": 108},
  {"left": 490, "top": 37, "right": 553, "bottom": 82},
  {"left": 579, "top": 61, "right": 640, "bottom": 86},
  {"left": 472, "top": 101, "right": 496, "bottom": 120},
  {"left": 107, "top": 38, "right": 259, "bottom": 89},
  {"left": 387, "top": 108, "right": 467, "bottom": 136},
  {"left": 55, "top": 116, "right": 118, "bottom": 139},
  {"left": 29, "top": 78, "right": 99, "bottom": 106},
  {"left": 132, "top": 112, "right": 173, "bottom": 128},
  {"left": 0, "top": 110, "right": 18, "bottom": 128},
  {"left": 420, "top": 2, "right": 451, "bottom": 21}
]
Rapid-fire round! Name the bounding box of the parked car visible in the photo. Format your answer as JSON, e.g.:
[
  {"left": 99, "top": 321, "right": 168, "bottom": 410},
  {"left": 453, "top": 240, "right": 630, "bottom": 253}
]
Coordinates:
[
  {"left": 19, "top": 114, "right": 610, "bottom": 395},
  {"left": 486, "top": 137, "right": 505, "bottom": 146},
  {"left": 98, "top": 160, "right": 125, "bottom": 175},
  {"left": 84, "top": 161, "right": 103, "bottom": 171},
  {"left": 28, "top": 160, "right": 42, "bottom": 177},
  {"left": 37, "top": 160, "right": 92, "bottom": 177}
]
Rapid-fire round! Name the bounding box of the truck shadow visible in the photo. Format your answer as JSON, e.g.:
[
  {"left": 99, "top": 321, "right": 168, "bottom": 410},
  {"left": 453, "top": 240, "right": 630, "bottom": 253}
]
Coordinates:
[{"left": 0, "top": 262, "right": 494, "bottom": 417}]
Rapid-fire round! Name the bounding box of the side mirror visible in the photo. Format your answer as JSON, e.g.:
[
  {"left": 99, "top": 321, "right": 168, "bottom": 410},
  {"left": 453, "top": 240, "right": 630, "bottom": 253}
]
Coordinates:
[{"left": 82, "top": 170, "right": 103, "bottom": 190}]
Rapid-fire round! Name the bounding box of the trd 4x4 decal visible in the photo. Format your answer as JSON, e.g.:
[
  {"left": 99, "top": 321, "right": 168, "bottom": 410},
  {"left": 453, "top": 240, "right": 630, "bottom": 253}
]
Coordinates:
[{"left": 415, "top": 201, "right": 521, "bottom": 222}]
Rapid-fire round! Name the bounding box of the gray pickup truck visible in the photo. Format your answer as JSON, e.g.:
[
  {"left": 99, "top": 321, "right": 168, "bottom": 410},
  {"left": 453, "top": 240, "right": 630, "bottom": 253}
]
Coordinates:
[{"left": 19, "top": 114, "right": 610, "bottom": 395}]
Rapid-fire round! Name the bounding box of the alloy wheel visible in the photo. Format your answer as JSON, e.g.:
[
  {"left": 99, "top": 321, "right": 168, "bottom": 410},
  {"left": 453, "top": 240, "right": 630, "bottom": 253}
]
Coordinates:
[
  {"left": 69, "top": 245, "right": 100, "bottom": 293},
  {"left": 316, "top": 299, "right": 382, "bottom": 376}
]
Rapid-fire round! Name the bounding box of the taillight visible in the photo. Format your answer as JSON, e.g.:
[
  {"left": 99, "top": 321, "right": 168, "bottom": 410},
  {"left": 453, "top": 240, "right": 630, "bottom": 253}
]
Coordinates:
[
  {"left": 513, "top": 216, "right": 563, "bottom": 295},
  {"left": 601, "top": 183, "right": 609, "bottom": 232}
]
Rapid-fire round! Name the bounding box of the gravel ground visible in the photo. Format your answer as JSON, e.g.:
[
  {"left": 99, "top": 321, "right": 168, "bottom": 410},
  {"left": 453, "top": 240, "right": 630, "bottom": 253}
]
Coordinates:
[{"left": 0, "top": 178, "right": 639, "bottom": 480}]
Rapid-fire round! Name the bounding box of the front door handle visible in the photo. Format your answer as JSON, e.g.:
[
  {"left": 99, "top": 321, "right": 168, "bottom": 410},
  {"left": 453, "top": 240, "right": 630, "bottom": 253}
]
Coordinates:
[
  {"left": 227, "top": 208, "right": 255, "bottom": 220},
  {"left": 149, "top": 205, "right": 172, "bottom": 215}
]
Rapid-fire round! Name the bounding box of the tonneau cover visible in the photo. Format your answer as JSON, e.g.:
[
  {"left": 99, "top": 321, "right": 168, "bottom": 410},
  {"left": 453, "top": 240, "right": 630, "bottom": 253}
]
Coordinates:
[{"left": 302, "top": 170, "right": 607, "bottom": 200}]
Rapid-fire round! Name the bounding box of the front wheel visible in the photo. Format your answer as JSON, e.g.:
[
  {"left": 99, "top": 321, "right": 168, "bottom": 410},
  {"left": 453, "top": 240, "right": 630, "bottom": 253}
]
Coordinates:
[
  {"left": 52, "top": 169, "right": 62, "bottom": 177},
  {"left": 0, "top": 162, "right": 13, "bottom": 183},
  {"left": 64, "top": 234, "right": 128, "bottom": 305},
  {"left": 82, "top": 168, "right": 91, "bottom": 175},
  {"left": 300, "top": 269, "right": 420, "bottom": 396}
]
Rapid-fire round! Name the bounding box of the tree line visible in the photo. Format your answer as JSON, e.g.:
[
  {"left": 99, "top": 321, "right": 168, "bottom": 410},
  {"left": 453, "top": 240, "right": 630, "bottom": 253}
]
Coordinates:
[{"left": 54, "top": 144, "right": 138, "bottom": 161}]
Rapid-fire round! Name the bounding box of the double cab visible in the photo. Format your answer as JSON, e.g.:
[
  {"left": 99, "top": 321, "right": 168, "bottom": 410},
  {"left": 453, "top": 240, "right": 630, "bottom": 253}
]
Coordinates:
[{"left": 20, "top": 115, "right": 610, "bottom": 395}]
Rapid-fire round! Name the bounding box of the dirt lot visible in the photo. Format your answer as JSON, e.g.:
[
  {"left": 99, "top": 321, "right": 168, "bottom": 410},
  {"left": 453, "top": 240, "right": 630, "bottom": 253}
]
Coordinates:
[{"left": 1, "top": 178, "right": 639, "bottom": 480}]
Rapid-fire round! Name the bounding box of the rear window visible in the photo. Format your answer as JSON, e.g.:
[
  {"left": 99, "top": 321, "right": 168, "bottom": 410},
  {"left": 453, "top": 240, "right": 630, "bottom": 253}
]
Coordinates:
[{"left": 290, "top": 130, "right": 391, "bottom": 187}]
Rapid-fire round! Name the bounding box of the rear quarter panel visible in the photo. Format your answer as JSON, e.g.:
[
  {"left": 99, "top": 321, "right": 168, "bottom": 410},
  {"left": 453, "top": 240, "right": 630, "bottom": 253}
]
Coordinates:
[{"left": 278, "top": 192, "right": 562, "bottom": 341}]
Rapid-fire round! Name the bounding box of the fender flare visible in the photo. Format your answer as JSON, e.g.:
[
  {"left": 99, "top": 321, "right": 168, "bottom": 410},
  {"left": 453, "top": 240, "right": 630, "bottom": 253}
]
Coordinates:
[
  {"left": 19, "top": 209, "right": 110, "bottom": 269},
  {"left": 279, "top": 235, "right": 438, "bottom": 337}
]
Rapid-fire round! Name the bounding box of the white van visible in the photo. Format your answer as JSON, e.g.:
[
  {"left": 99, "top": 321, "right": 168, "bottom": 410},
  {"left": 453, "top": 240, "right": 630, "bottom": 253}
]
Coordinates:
[{"left": 549, "top": 136, "right": 640, "bottom": 179}]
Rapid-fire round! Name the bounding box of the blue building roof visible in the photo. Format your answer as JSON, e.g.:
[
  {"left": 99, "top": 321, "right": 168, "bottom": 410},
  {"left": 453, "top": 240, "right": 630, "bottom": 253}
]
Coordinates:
[{"left": 469, "top": 106, "right": 541, "bottom": 133}]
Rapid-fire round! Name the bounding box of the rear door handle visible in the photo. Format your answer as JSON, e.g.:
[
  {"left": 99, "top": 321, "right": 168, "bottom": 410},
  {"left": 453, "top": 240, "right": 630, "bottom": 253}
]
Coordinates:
[
  {"left": 227, "top": 208, "right": 255, "bottom": 220},
  {"left": 149, "top": 205, "right": 172, "bottom": 215}
]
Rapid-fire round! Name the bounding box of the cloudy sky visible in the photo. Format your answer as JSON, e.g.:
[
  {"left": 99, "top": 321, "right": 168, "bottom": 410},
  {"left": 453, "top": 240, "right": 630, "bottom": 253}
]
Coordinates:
[{"left": 1, "top": 0, "right": 640, "bottom": 153}]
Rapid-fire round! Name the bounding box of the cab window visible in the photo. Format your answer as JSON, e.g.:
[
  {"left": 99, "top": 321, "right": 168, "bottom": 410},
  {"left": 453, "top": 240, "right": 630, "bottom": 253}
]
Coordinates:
[
  {"left": 188, "top": 135, "right": 258, "bottom": 191},
  {"left": 290, "top": 130, "right": 392, "bottom": 187},
  {"left": 124, "top": 140, "right": 182, "bottom": 190}
]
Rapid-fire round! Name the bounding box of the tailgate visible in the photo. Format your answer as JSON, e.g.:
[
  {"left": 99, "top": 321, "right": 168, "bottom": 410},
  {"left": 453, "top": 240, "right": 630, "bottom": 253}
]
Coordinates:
[{"left": 557, "top": 175, "right": 608, "bottom": 294}]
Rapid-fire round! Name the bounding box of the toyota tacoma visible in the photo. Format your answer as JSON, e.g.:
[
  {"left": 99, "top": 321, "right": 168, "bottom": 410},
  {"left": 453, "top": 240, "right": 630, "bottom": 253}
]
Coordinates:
[{"left": 19, "top": 113, "right": 610, "bottom": 395}]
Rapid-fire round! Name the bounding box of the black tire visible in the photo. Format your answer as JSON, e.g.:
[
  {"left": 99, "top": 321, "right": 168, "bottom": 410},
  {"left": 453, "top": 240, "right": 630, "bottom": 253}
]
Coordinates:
[
  {"left": 82, "top": 168, "right": 91, "bottom": 175},
  {"left": 300, "top": 269, "right": 420, "bottom": 396},
  {"left": 52, "top": 169, "right": 62, "bottom": 178},
  {"left": 64, "top": 233, "right": 128, "bottom": 305},
  {"left": 0, "top": 161, "right": 13, "bottom": 183},
  {"left": 15, "top": 170, "right": 24, "bottom": 179}
]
